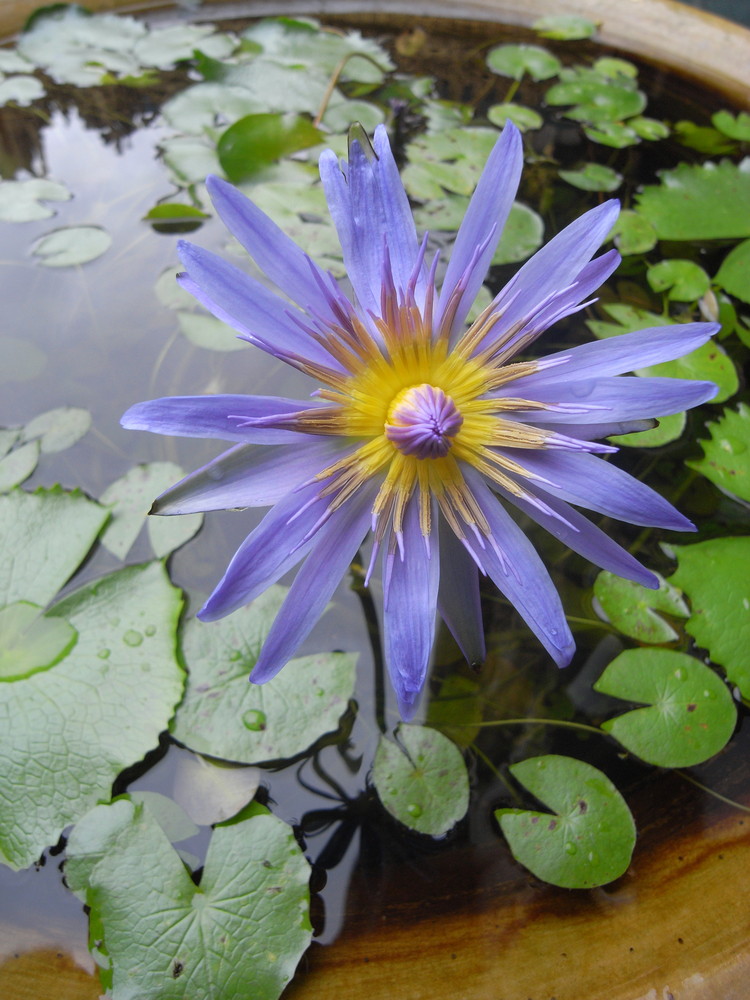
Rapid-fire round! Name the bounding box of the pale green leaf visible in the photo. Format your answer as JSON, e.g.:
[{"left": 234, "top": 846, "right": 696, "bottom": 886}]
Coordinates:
[
  {"left": 21, "top": 406, "right": 91, "bottom": 453},
  {"left": 31, "top": 226, "right": 112, "bottom": 268},
  {"left": 0, "top": 179, "right": 71, "bottom": 222},
  {"left": 486, "top": 44, "right": 561, "bottom": 82},
  {"left": 0, "top": 440, "right": 39, "bottom": 492},
  {"left": 0, "top": 601, "right": 77, "bottom": 681}
]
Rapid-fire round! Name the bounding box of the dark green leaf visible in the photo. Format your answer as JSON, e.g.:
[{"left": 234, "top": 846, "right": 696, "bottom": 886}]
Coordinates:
[
  {"left": 217, "top": 113, "right": 322, "bottom": 183},
  {"left": 687, "top": 403, "right": 750, "bottom": 502}
]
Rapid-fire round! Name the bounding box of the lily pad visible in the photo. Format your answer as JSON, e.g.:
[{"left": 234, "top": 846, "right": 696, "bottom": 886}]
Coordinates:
[
  {"left": 688, "top": 403, "right": 750, "bottom": 503},
  {"left": 496, "top": 755, "right": 636, "bottom": 889},
  {"left": 0, "top": 74, "right": 45, "bottom": 106},
  {"left": 532, "top": 15, "right": 597, "bottom": 40},
  {"left": 669, "top": 537, "right": 750, "bottom": 697},
  {"left": 21, "top": 406, "right": 91, "bottom": 453},
  {"left": 99, "top": 463, "right": 203, "bottom": 560},
  {"left": 176, "top": 311, "right": 246, "bottom": 352},
  {"left": 546, "top": 69, "right": 645, "bottom": 125},
  {"left": 31, "top": 226, "right": 112, "bottom": 267},
  {"left": 132, "top": 23, "right": 236, "bottom": 70},
  {"left": 559, "top": 163, "right": 622, "bottom": 192},
  {"left": 371, "top": 724, "right": 469, "bottom": 836},
  {"left": 65, "top": 798, "right": 312, "bottom": 1000},
  {"left": 593, "top": 571, "right": 688, "bottom": 644},
  {"left": 583, "top": 121, "right": 641, "bottom": 148},
  {"left": 629, "top": 116, "right": 670, "bottom": 141},
  {"left": 594, "top": 649, "right": 736, "bottom": 767},
  {"left": 403, "top": 127, "right": 499, "bottom": 200},
  {"left": 486, "top": 102, "right": 543, "bottom": 132},
  {"left": 0, "top": 178, "right": 71, "bottom": 222},
  {"left": 172, "top": 587, "right": 357, "bottom": 764},
  {"left": 492, "top": 202, "right": 545, "bottom": 265},
  {"left": 646, "top": 259, "right": 710, "bottom": 302},
  {"left": 0, "top": 601, "right": 77, "bottom": 681},
  {"left": 715, "top": 238, "right": 750, "bottom": 304},
  {"left": 674, "top": 121, "right": 736, "bottom": 155},
  {"left": 712, "top": 110, "right": 750, "bottom": 141},
  {"left": 635, "top": 160, "right": 750, "bottom": 240},
  {"left": 217, "top": 113, "right": 323, "bottom": 183},
  {"left": 0, "top": 440, "right": 39, "bottom": 492},
  {"left": 0, "top": 487, "right": 108, "bottom": 608},
  {"left": 610, "top": 210, "right": 658, "bottom": 255},
  {"left": 486, "top": 43, "right": 561, "bottom": 82},
  {"left": 171, "top": 752, "right": 260, "bottom": 826},
  {"left": 0, "top": 560, "right": 183, "bottom": 869}
]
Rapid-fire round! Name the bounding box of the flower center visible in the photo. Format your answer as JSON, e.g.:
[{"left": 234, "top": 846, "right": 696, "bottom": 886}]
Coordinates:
[{"left": 384, "top": 383, "right": 463, "bottom": 460}]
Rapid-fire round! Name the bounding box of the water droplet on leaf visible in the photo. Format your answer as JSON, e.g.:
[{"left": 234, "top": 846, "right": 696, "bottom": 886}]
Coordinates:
[
  {"left": 242, "top": 708, "right": 267, "bottom": 731},
  {"left": 123, "top": 629, "right": 143, "bottom": 647},
  {"left": 564, "top": 841, "right": 578, "bottom": 855},
  {"left": 406, "top": 803, "right": 423, "bottom": 819}
]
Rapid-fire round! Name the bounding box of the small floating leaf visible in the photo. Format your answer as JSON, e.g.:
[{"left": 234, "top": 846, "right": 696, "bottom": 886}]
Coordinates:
[
  {"left": 595, "top": 649, "right": 736, "bottom": 767},
  {"left": 646, "top": 259, "right": 710, "bottom": 302},
  {"left": 172, "top": 587, "right": 356, "bottom": 764},
  {"left": 635, "top": 161, "right": 750, "bottom": 240},
  {"left": 0, "top": 74, "right": 45, "bottom": 107},
  {"left": 546, "top": 72, "right": 645, "bottom": 125},
  {"left": 715, "top": 238, "right": 750, "bottom": 304},
  {"left": 176, "top": 310, "right": 246, "bottom": 352},
  {"left": 0, "top": 440, "right": 39, "bottom": 492},
  {"left": 628, "top": 116, "right": 670, "bottom": 141},
  {"left": 21, "top": 405, "right": 91, "bottom": 453},
  {"left": 0, "top": 178, "right": 71, "bottom": 222},
  {"left": 583, "top": 121, "right": 640, "bottom": 148},
  {"left": 217, "top": 113, "right": 322, "bottom": 184},
  {"left": 65, "top": 799, "right": 312, "bottom": 1000},
  {"left": 610, "top": 210, "right": 658, "bottom": 255},
  {"left": 687, "top": 403, "right": 750, "bottom": 503},
  {"left": 674, "top": 121, "right": 736, "bottom": 155},
  {"left": 559, "top": 163, "right": 622, "bottom": 192},
  {"left": 486, "top": 43, "right": 561, "bottom": 82},
  {"left": 669, "top": 537, "right": 750, "bottom": 697},
  {"left": 496, "top": 755, "right": 636, "bottom": 889},
  {"left": 492, "top": 202, "right": 544, "bottom": 265},
  {"left": 712, "top": 110, "right": 750, "bottom": 141},
  {"left": 593, "top": 571, "right": 688, "bottom": 644},
  {"left": 372, "top": 724, "right": 469, "bottom": 836},
  {"left": 532, "top": 15, "right": 597, "bottom": 40},
  {"left": 31, "top": 226, "right": 112, "bottom": 267},
  {"left": 487, "top": 103, "right": 543, "bottom": 132}
]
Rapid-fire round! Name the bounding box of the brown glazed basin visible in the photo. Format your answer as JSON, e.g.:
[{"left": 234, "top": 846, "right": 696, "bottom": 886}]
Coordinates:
[{"left": 1, "top": 2, "right": 749, "bottom": 999}]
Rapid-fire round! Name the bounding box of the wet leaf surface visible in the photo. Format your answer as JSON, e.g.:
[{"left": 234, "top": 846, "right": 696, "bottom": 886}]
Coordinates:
[{"left": 593, "top": 571, "right": 688, "bottom": 644}]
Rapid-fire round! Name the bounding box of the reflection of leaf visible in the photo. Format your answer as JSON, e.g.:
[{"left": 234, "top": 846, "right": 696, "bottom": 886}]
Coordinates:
[
  {"left": 372, "top": 724, "right": 469, "bottom": 835},
  {"left": 635, "top": 161, "right": 750, "bottom": 240},
  {"left": 595, "top": 649, "right": 736, "bottom": 767},
  {"left": 171, "top": 751, "right": 260, "bottom": 826},
  {"left": 688, "top": 403, "right": 750, "bottom": 503},
  {"left": 0, "top": 561, "right": 184, "bottom": 869},
  {"left": 0, "top": 487, "right": 108, "bottom": 608},
  {"left": 218, "top": 113, "right": 322, "bottom": 183},
  {"left": 66, "top": 799, "right": 312, "bottom": 1000},
  {"left": 425, "top": 674, "right": 482, "bottom": 748},
  {"left": 31, "top": 225, "right": 112, "bottom": 267},
  {"left": 715, "top": 238, "right": 750, "bottom": 305},
  {"left": 593, "top": 571, "right": 688, "bottom": 644},
  {"left": 486, "top": 43, "right": 561, "bottom": 81},
  {"left": 0, "top": 179, "right": 69, "bottom": 222},
  {"left": 496, "top": 755, "right": 636, "bottom": 889},
  {"left": 172, "top": 587, "right": 356, "bottom": 764},
  {"left": 669, "top": 537, "right": 750, "bottom": 698}
]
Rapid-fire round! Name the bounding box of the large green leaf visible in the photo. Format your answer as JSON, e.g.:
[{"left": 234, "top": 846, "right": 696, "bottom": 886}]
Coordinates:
[
  {"left": 669, "top": 537, "right": 750, "bottom": 697},
  {"left": 0, "top": 561, "right": 184, "bottom": 869},
  {"left": 371, "top": 724, "right": 469, "bottom": 836},
  {"left": 635, "top": 161, "right": 750, "bottom": 240},
  {"left": 594, "top": 649, "right": 736, "bottom": 767},
  {"left": 496, "top": 755, "right": 636, "bottom": 889},
  {"left": 0, "top": 487, "right": 108, "bottom": 607},
  {"left": 66, "top": 798, "right": 312, "bottom": 1000},
  {"left": 715, "top": 238, "right": 750, "bottom": 305},
  {"left": 171, "top": 587, "right": 356, "bottom": 764},
  {"left": 688, "top": 403, "right": 750, "bottom": 502}
]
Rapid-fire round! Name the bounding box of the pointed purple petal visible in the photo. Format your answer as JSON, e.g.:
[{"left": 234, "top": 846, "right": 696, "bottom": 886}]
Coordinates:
[
  {"left": 461, "top": 466, "right": 575, "bottom": 666},
  {"left": 372, "top": 124, "right": 423, "bottom": 300},
  {"left": 153, "top": 439, "right": 353, "bottom": 515},
  {"left": 437, "top": 518, "right": 486, "bottom": 666},
  {"left": 249, "top": 484, "right": 376, "bottom": 683},
  {"left": 121, "top": 395, "right": 322, "bottom": 444}
]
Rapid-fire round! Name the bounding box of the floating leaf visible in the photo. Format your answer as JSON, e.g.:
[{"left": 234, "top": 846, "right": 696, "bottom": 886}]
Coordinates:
[
  {"left": 126, "top": 790, "right": 199, "bottom": 846},
  {"left": 65, "top": 799, "right": 312, "bottom": 1000},
  {"left": 171, "top": 752, "right": 260, "bottom": 826},
  {"left": 715, "top": 238, "right": 750, "bottom": 304},
  {"left": 0, "top": 487, "right": 108, "bottom": 608},
  {"left": 546, "top": 71, "right": 645, "bottom": 125},
  {"left": 21, "top": 406, "right": 91, "bottom": 453},
  {"left": 425, "top": 674, "right": 483, "bottom": 748},
  {"left": 712, "top": 110, "right": 750, "bottom": 141},
  {"left": 403, "top": 128, "right": 498, "bottom": 200},
  {"left": 646, "top": 259, "right": 710, "bottom": 302},
  {"left": 423, "top": 99, "right": 472, "bottom": 132},
  {"left": 486, "top": 44, "right": 561, "bottom": 82},
  {"left": 610, "top": 412, "right": 686, "bottom": 449},
  {"left": 583, "top": 121, "right": 640, "bottom": 148},
  {"left": 628, "top": 116, "right": 670, "bottom": 141},
  {"left": 594, "top": 649, "right": 736, "bottom": 767},
  {"left": 176, "top": 311, "right": 246, "bottom": 352},
  {"left": 161, "top": 82, "right": 264, "bottom": 134},
  {"left": 593, "top": 571, "right": 688, "bottom": 643},
  {"left": 172, "top": 587, "right": 356, "bottom": 764},
  {"left": 559, "top": 163, "right": 622, "bottom": 192},
  {"left": 532, "top": 15, "right": 596, "bottom": 40},
  {"left": 372, "top": 724, "right": 469, "bottom": 836},
  {"left": 0, "top": 601, "right": 77, "bottom": 681},
  {"left": 688, "top": 403, "right": 750, "bottom": 503},
  {"left": 674, "top": 121, "right": 736, "bottom": 155},
  {"left": 321, "top": 97, "right": 385, "bottom": 134},
  {"left": 635, "top": 161, "right": 750, "bottom": 240},
  {"left": 669, "top": 537, "right": 750, "bottom": 697},
  {"left": 0, "top": 50, "right": 33, "bottom": 73},
  {"left": 0, "top": 178, "right": 71, "bottom": 222},
  {"left": 592, "top": 56, "right": 638, "bottom": 79},
  {"left": 0, "top": 561, "right": 183, "bottom": 869},
  {"left": 496, "top": 755, "right": 636, "bottom": 889},
  {"left": 0, "top": 74, "right": 45, "bottom": 106},
  {"left": 610, "top": 210, "right": 658, "bottom": 255},
  {"left": 0, "top": 440, "right": 39, "bottom": 492},
  {"left": 143, "top": 203, "right": 209, "bottom": 231},
  {"left": 218, "top": 113, "right": 322, "bottom": 183},
  {"left": 492, "top": 202, "right": 545, "bottom": 265},
  {"left": 31, "top": 226, "right": 112, "bottom": 267},
  {"left": 487, "top": 103, "right": 543, "bottom": 132},
  {"left": 100, "top": 463, "right": 203, "bottom": 560},
  {"left": 133, "top": 23, "right": 236, "bottom": 70},
  {"left": 160, "top": 135, "right": 221, "bottom": 187}
]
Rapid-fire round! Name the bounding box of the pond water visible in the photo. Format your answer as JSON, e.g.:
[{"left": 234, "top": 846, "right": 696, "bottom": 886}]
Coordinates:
[{"left": 0, "top": 4, "right": 749, "bottom": 999}]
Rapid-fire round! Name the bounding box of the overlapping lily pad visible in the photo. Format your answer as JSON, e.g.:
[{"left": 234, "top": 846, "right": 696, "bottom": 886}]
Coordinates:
[
  {"left": 593, "top": 571, "right": 688, "bottom": 643},
  {"left": 688, "top": 403, "right": 750, "bottom": 502}
]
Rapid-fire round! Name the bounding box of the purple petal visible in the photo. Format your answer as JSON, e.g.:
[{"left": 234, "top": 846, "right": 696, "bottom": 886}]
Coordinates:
[
  {"left": 436, "top": 122, "right": 523, "bottom": 336},
  {"left": 504, "top": 449, "right": 695, "bottom": 530},
  {"left": 461, "top": 466, "right": 575, "bottom": 666},
  {"left": 382, "top": 496, "right": 440, "bottom": 719},
  {"left": 206, "top": 174, "right": 339, "bottom": 318},
  {"left": 437, "top": 519, "right": 486, "bottom": 666},
  {"left": 529, "top": 419, "right": 655, "bottom": 440},
  {"left": 153, "top": 439, "right": 353, "bottom": 515},
  {"left": 249, "top": 484, "right": 377, "bottom": 683},
  {"left": 121, "top": 395, "right": 322, "bottom": 444}
]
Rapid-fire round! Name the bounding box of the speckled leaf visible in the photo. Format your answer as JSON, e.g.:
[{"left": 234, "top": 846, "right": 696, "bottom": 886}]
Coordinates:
[
  {"left": 0, "top": 561, "right": 184, "bottom": 869},
  {"left": 646, "top": 259, "right": 710, "bottom": 301},
  {"left": 635, "top": 161, "right": 750, "bottom": 240},
  {"left": 403, "top": 127, "right": 499, "bottom": 200},
  {"left": 372, "top": 724, "right": 469, "bottom": 836},
  {"left": 593, "top": 571, "right": 688, "bottom": 643},
  {"left": 0, "top": 440, "right": 39, "bottom": 492},
  {"left": 172, "top": 587, "right": 356, "bottom": 764},
  {"left": 532, "top": 15, "right": 597, "bottom": 40},
  {"left": 496, "top": 755, "right": 636, "bottom": 889},
  {"left": 715, "top": 238, "right": 750, "bottom": 304},
  {"left": 32, "top": 225, "right": 112, "bottom": 267},
  {"left": 0, "top": 178, "right": 71, "bottom": 222},
  {"left": 100, "top": 463, "right": 203, "bottom": 560},
  {"left": 486, "top": 44, "right": 561, "bottom": 82},
  {"left": 21, "top": 406, "right": 91, "bottom": 453},
  {"left": 594, "top": 649, "right": 736, "bottom": 767},
  {"left": 0, "top": 487, "right": 108, "bottom": 607},
  {"left": 688, "top": 404, "right": 750, "bottom": 503},
  {"left": 669, "top": 537, "right": 750, "bottom": 697},
  {"left": 65, "top": 798, "right": 312, "bottom": 1000},
  {"left": 559, "top": 163, "right": 622, "bottom": 192}
]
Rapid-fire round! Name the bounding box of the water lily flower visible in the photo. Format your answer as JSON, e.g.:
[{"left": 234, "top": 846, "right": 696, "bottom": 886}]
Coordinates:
[{"left": 122, "top": 123, "right": 717, "bottom": 718}]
